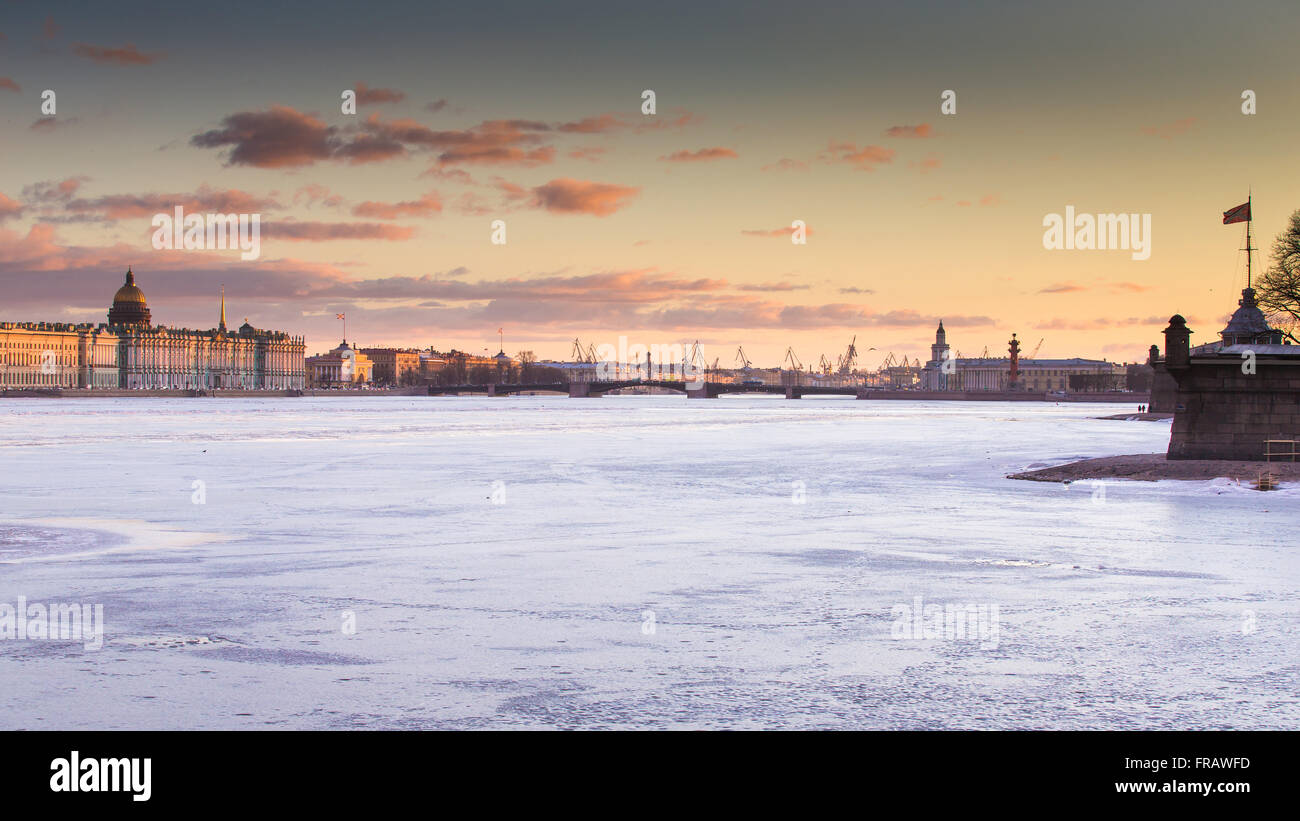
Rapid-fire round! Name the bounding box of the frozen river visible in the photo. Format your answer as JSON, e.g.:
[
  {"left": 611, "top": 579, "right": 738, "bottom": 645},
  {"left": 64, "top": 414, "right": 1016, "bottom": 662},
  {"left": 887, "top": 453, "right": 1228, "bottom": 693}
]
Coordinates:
[{"left": 0, "top": 396, "right": 1295, "bottom": 729}]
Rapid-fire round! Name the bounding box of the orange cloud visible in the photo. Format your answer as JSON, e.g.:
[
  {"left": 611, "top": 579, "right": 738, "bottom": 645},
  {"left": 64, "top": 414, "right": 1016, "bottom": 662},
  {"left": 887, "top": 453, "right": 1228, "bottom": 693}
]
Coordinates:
[
  {"left": 530, "top": 178, "right": 640, "bottom": 216},
  {"left": 0, "top": 77, "right": 19, "bottom": 93},
  {"left": 0, "top": 193, "right": 23, "bottom": 222},
  {"left": 354, "top": 82, "right": 406, "bottom": 106},
  {"left": 660, "top": 147, "right": 739, "bottom": 162},
  {"left": 819, "top": 141, "right": 894, "bottom": 171},
  {"left": 762, "top": 158, "right": 809, "bottom": 172},
  {"left": 741, "top": 225, "right": 814, "bottom": 238},
  {"left": 884, "top": 123, "right": 934, "bottom": 138},
  {"left": 910, "top": 153, "right": 942, "bottom": 173},
  {"left": 63, "top": 185, "right": 281, "bottom": 221},
  {"left": 557, "top": 114, "right": 627, "bottom": 133},
  {"left": 72, "top": 43, "right": 164, "bottom": 65},
  {"left": 352, "top": 192, "right": 442, "bottom": 219}
]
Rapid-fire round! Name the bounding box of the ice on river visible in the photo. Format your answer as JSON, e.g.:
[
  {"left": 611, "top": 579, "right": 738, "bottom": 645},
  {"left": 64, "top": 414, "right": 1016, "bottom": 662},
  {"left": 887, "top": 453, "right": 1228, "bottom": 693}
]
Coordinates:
[{"left": 0, "top": 396, "right": 1295, "bottom": 729}]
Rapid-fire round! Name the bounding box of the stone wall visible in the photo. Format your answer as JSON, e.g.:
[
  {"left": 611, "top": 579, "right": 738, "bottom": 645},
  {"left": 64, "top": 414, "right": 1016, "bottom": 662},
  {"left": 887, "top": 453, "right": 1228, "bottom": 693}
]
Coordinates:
[{"left": 1166, "top": 359, "right": 1300, "bottom": 459}]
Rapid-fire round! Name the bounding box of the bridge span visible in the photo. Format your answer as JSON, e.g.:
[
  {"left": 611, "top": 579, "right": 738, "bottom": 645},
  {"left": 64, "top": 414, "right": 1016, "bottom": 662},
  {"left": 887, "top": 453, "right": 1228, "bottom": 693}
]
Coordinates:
[{"left": 427, "top": 379, "right": 866, "bottom": 399}]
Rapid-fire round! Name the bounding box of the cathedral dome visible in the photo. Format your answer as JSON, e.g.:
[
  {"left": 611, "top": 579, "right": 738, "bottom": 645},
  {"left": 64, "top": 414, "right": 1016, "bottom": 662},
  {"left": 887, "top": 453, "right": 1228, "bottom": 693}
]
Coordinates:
[{"left": 108, "top": 268, "right": 152, "bottom": 326}]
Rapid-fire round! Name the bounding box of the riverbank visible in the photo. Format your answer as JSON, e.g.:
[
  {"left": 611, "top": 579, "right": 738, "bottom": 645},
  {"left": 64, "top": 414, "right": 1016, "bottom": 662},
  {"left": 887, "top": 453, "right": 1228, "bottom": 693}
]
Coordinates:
[{"left": 1009, "top": 453, "right": 1300, "bottom": 483}]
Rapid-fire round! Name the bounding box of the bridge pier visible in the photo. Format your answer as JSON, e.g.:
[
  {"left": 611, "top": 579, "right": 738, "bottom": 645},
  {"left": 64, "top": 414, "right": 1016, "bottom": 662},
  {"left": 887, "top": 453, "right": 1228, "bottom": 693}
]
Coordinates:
[
  {"left": 785, "top": 386, "right": 801, "bottom": 400},
  {"left": 568, "top": 382, "right": 602, "bottom": 398}
]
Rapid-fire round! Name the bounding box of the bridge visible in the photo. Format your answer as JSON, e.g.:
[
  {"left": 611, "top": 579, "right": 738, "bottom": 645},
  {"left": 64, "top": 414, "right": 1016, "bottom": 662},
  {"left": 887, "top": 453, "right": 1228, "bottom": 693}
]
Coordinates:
[{"left": 427, "top": 379, "right": 867, "bottom": 399}]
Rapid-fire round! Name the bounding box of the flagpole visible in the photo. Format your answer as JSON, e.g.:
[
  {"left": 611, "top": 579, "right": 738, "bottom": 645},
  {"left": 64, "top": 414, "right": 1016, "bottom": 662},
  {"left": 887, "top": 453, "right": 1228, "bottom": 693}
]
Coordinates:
[{"left": 1245, "top": 191, "right": 1253, "bottom": 289}]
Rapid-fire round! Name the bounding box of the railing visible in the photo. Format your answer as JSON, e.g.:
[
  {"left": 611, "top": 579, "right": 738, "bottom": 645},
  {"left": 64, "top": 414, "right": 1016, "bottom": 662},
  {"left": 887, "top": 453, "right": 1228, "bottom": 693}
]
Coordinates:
[{"left": 1264, "top": 439, "right": 1298, "bottom": 462}]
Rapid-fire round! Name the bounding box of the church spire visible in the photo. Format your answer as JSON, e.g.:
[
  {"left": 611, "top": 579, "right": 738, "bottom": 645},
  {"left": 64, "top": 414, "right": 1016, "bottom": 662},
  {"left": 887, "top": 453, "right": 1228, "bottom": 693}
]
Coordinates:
[{"left": 219, "top": 285, "right": 227, "bottom": 331}]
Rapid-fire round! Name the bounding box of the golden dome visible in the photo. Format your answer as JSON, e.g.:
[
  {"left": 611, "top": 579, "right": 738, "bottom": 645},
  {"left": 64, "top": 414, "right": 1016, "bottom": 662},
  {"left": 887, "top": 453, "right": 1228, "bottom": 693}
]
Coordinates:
[{"left": 108, "top": 268, "right": 152, "bottom": 326}]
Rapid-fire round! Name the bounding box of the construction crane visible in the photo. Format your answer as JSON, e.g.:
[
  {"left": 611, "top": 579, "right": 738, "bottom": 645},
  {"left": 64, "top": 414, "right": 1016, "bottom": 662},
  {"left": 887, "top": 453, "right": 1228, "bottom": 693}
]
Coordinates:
[
  {"left": 1029, "top": 338, "right": 1044, "bottom": 359},
  {"left": 783, "top": 347, "right": 803, "bottom": 371},
  {"left": 734, "top": 346, "right": 752, "bottom": 370},
  {"left": 570, "top": 338, "right": 599, "bottom": 363},
  {"left": 836, "top": 335, "right": 859, "bottom": 375},
  {"left": 817, "top": 354, "right": 834, "bottom": 375}
]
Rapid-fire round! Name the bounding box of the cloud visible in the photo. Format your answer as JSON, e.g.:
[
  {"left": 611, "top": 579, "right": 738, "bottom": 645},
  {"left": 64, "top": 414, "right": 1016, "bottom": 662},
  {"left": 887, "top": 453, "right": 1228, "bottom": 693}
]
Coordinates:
[
  {"left": 193, "top": 107, "right": 569, "bottom": 170},
  {"left": 0, "top": 224, "right": 1002, "bottom": 343},
  {"left": 21, "top": 177, "right": 89, "bottom": 205},
  {"left": 425, "top": 99, "right": 449, "bottom": 113},
  {"left": 884, "top": 123, "right": 934, "bottom": 138},
  {"left": 42, "top": 16, "right": 60, "bottom": 40},
  {"left": 450, "top": 191, "right": 493, "bottom": 216},
  {"left": 72, "top": 43, "right": 164, "bottom": 65},
  {"left": 261, "top": 221, "right": 416, "bottom": 242},
  {"left": 0, "top": 77, "right": 19, "bottom": 93},
  {"left": 0, "top": 193, "right": 23, "bottom": 222},
  {"left": 529, "top": 178, "right": 639, "bottom": 216},
  {"left": 568, "top": 146, "right": 607, "bottom": 162},
  {"left": 62, "top": 185, "right": 281, "bottom": 221},
  {"left": 741, "top": 225, "right": 813, "bottom": 238},
  {"left": 818, "top": 141, "right": 895, "bottom": 171},
  {"left": 293, "top": 184, "right": 344, "bottom": 209},
  {"left": 631, "top": 110, "right": 700, "bottom": 134},
  {"left": 191, "top": 106, "right": 339, "bottom": 168},
  {"left": 761, "top": 158, "right": 809, "bottom": 172},
  {"left": 735, "top": 282, "right": 809, "bottom": 292},
  {"left": 909, "top": 153, "right": 942, "bottom": 173},
  {"left": 839, "top": 286, "right": 875, "bottom": 294},
  {"left": 1140, "top": 117, "right": 1196, "bottom": 139},
  {"left": 1110, "top": 282, "right": 1150, "bottom": 293},
  {"left": 1038, "top": 282, "right": 1086, "bottom": 294},
  {"left": 660, "top": 147, "right": 739, "bottom": 163},
  {"left": 351, "top": 191, "right": 442, "bottom": 219},
  {"left": 29, "top": 117, "right": 82, "bottom": 132},
  {"left": 354, "top": 82, "right": 406, "bottom": 106},
  {"left": 979, "top": 194, "right": 1000, "bottom": 206},
  {"left": 557, "top": 114, "right": 627, "bottom": 133}
]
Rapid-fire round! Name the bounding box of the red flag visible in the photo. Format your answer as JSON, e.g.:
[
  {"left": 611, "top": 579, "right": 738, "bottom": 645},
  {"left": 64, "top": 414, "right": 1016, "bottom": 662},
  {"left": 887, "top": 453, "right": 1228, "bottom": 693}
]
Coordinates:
[
  {"left": 1223, "top": 202, "right": 1251, "bottom": 224},
  {"left": 336, "top": 313, "right": 345, "bottom": 320}
]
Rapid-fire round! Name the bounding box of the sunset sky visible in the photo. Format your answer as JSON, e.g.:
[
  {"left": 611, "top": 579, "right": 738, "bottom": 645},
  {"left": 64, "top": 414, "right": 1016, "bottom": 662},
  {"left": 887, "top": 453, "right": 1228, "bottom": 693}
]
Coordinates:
[{"left": 2, "top": 0, "right": 1298, "bottom": 366}]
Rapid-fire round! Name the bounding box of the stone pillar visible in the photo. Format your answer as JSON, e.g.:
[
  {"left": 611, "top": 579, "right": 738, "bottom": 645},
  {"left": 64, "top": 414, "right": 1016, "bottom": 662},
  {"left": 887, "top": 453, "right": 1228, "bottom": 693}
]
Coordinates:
[
  {"left": 686, "top": 386, "right": 714, "bottom": 399},
  {"left": 785, "top": 386, "right": 800, "bottom": 399}
]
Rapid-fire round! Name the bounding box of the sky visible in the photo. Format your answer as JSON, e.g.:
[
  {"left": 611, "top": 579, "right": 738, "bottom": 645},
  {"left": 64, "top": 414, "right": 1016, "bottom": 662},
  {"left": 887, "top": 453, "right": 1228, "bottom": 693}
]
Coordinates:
[{"left": 2, "top": 0, "right": 1298, "bottom": 365}]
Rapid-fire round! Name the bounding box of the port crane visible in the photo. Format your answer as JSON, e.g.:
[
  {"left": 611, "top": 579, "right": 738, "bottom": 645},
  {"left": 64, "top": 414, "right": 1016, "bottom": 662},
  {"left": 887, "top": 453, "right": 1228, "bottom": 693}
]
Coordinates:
[
  {"left": 836, "top": 336, "right": 860, "bottom": 375},
  {"left": 734, "top": 346, "right": 753, "bottom": 370},
  {"left": 783, "top": 347, "right": 804, "bottom": 371}
]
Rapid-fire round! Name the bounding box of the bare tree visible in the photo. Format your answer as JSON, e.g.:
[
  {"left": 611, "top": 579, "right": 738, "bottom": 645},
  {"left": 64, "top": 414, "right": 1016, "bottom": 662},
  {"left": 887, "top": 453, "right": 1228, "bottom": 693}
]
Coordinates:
[
  {"left": 1257, "top": 209, "right": 1300, "bottom": 339},
  {"left": 517, "top": 350, "right": 536, "bottom": 382}
]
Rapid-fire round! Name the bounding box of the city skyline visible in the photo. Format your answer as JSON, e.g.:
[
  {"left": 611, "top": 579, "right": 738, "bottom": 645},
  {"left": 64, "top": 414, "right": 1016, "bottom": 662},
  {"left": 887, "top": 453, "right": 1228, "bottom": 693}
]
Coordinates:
[{"left": 2, "top": 1, "right": 1298, "bottom": 366}]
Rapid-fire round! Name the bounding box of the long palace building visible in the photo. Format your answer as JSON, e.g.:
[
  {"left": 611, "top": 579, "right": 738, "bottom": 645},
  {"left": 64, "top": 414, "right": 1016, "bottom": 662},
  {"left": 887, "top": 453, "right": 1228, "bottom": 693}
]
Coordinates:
[
  {"left": 0, "top": 269, "right": 305, "bottom": 390},
  {"left": 919, "top": 321, "right": 1125, "bottom": 392}
]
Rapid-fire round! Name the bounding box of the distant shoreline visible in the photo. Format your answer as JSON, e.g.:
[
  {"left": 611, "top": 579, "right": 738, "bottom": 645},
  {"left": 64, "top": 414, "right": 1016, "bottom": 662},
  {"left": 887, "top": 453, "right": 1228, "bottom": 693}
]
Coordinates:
[{"left": 1, "top": 387, "right": 1150, "bottom": 402}]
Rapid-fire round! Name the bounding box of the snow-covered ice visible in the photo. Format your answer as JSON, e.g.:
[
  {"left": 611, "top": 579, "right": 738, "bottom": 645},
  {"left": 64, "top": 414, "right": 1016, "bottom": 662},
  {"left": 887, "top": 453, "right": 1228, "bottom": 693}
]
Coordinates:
[{"left": 0, "top": 396, "right": 1295, "bottom": 729}]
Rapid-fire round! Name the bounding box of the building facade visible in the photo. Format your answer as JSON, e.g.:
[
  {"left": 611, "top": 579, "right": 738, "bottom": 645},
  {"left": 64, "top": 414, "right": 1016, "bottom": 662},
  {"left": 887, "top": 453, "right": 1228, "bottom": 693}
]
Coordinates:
[
  {"left": 359, "top": 347, "right": 420, "bottom": 385},
  {"left": 919, "top": 322, "right": 1126, "bottom": 392},
  {"left": 306, "top": 341, "right": 374, "bottom": 387},
  {"left": 0, "top": 270, "right": 305, "bottom": 391}
]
